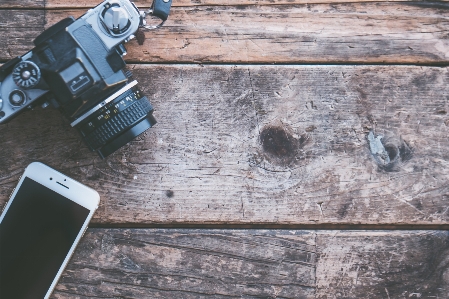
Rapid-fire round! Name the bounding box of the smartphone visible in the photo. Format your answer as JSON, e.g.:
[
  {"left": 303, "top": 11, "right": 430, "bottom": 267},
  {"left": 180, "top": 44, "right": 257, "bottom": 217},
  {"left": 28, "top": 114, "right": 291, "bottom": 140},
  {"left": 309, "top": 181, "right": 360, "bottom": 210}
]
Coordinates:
[{"left": 0, "top": 162, "right": 100, "bottom": 299}]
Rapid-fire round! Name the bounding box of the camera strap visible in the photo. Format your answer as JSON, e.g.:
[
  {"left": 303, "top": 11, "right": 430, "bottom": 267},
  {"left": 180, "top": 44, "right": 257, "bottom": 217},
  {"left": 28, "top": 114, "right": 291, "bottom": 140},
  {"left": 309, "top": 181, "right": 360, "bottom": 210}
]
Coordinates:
[{"left": 139, "top": 0, "right": 172, "bottom": 30}]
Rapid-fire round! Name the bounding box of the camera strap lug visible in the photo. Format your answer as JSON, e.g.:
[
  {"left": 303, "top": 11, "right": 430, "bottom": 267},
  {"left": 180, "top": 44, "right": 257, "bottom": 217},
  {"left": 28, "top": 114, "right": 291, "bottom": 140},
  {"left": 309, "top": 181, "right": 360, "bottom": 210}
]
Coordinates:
[{"left": 139, "top": 0, "right": 172, "bottom": 30}]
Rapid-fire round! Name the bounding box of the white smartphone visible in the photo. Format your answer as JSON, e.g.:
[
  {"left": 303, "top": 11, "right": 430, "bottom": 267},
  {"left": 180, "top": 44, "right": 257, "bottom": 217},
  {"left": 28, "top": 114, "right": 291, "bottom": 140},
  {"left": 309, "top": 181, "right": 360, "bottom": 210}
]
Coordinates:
[{"left": 0, "top": 162, "right": 100, "bottom": 299}]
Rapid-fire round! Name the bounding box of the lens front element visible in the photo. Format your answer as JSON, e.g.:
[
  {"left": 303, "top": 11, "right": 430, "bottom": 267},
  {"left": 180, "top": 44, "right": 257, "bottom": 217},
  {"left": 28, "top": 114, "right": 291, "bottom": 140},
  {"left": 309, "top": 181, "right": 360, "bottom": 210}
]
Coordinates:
[{"left": 75, "top": 83, "right": 156, "bottom": 158}]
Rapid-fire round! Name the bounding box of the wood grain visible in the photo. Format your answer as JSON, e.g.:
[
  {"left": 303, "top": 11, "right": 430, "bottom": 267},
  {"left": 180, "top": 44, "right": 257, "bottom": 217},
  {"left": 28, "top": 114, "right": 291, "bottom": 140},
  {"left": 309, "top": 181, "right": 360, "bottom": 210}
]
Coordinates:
[
  {"left": 44, "top": 0, "right": 443, "bottom": 8},
  {"left": 4, "top": 0, "right": 449, "bottom": 9},
  {"left": 0, "top": 10, "right": 45, "bottom": 60},
  {"left": 50, "top": 229, "right": 449, "bottom": 298},
  {"left": 0, "top": 0, "right": 43, "bottom": 8},
  {"left": 41, "top": 3, "right": 449, "bottom": 64},
  {"left": 1, "top": 65, "right": 448, "bottom": 225},
  {"left": 316, "top": 231, "right": 449, "bottom": 298},
  {"left": 52, "top": 229, "right": 316, "bottom": 298},
  {"left": 2, "top": 2, "right": 449, "bottom": 64},
  {"left": 3, "top": 0, "right": 444, "bottom": 9}
]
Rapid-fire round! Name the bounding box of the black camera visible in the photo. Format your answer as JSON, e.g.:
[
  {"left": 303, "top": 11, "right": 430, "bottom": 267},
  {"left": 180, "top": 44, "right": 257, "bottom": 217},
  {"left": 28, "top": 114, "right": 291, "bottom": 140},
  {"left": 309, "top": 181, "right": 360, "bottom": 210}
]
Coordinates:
[{"left": 0, "top": 0, "right": 171, "bottom": 158}]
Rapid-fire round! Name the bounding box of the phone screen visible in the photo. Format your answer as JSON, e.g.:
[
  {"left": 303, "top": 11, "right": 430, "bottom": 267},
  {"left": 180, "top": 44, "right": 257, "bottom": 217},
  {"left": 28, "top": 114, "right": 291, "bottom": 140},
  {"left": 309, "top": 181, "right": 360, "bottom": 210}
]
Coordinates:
[{"left": 0, "top": 177, "right": 90, "bottom": 299}]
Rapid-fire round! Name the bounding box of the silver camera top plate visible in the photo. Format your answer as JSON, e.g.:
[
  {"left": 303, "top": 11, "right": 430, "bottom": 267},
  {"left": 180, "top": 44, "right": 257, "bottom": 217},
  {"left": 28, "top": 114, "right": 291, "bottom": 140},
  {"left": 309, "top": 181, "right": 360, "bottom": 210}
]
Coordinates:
[{"left": 79, "top": 0, "right": 141, "bottom": 50}]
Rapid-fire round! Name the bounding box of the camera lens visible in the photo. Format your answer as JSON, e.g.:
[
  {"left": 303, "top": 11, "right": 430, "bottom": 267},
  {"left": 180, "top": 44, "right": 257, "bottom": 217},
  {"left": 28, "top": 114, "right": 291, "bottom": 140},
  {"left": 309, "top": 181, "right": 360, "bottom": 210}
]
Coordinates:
[{"left": 73, "top": 82, "right": 156, "bottom": 159}]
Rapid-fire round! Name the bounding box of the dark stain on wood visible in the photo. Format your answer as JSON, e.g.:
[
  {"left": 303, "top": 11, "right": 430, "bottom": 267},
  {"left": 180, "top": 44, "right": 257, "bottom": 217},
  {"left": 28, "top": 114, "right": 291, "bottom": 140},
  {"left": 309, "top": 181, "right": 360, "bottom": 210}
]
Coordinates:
[
  {"left": 86, "top": 172, "right": 101, "bottom": 181},
  {"left": 165, "top": 190, "right": 174, "bottom": 198},
  {"left": 260, "top": 126, "right": 296, "bottom": 158},
  {"left": 305, "top": 125, "right": 317, "bottom": 132},
  {"left": 135, "top": 28, "right": 145, "bottom": 45},
  {"left": 260, "top": 125, "right": 309, "bottom": 166},
  {"left": 337, "top": 201, "right": 352, "bottom": 219}
]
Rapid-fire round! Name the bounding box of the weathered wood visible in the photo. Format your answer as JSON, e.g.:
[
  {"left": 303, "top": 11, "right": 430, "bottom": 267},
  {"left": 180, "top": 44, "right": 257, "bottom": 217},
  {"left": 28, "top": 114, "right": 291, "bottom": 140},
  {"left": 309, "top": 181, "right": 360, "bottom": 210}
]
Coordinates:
[
  {"left": 50, "top": 229, "right": 449, "bottom": 298},
  {"left": 52, "top": 229, "right": 316, "bottom": 298},
  {"left": 0, "top": 0, "right": 43, "bottom": 8},
  {"left": 44, "top": 0, "right": 440, "bottom": 8},
  {"left": 1, "top": 65, "right": 448, "bottom": 225},
  {"left": 137, "top": 1, "right": 445, "bottom": 64},
  {"left": 0, "top": 10, "right": 45, "bottom": 60},
  {"left": 316, "top": 231, "right": 449, "bottom": 298},
  {"left": 3, "top": 0, "right": 445, "bottom": 9},
  {"left": 2, "top": 3, "right": 449, "bottom": 64},
  {"left": 2, "top": 0, "right": 448, "bottom": 9},
  {"left": 40, "top": 3, "right": 449, "bottom": 64}
]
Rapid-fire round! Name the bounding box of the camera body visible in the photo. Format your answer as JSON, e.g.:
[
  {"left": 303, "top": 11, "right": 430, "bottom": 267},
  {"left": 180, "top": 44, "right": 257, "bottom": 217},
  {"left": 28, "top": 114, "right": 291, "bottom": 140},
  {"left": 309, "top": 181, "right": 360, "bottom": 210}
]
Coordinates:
[{"left": 0, "top": 0, "right": 171, "bottom": 158}]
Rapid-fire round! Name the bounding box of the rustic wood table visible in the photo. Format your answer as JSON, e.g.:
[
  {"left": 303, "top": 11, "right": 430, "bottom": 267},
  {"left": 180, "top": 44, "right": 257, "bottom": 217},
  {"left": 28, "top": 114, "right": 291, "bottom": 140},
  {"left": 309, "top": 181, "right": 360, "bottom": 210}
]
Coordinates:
[{"left": 1, "top": 0, "right": 449, "bottom": 297}]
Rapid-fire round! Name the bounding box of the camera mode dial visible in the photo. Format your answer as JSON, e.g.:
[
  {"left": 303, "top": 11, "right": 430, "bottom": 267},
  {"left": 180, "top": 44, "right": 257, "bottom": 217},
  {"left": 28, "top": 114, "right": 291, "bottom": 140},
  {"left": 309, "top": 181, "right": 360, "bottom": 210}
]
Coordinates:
[
  {"left": 101, "top": 3, "right": 132, "bottom": 36},
  {"left": 12, "top": 61, "right": 41, "bottom": 89}
]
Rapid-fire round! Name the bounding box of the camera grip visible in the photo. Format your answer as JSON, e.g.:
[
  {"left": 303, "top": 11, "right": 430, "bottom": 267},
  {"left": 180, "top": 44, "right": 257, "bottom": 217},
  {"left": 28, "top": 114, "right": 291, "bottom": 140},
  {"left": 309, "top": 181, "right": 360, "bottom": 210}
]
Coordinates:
[{"left": 152, "top": 0, "right": 172, "bottom": 21}]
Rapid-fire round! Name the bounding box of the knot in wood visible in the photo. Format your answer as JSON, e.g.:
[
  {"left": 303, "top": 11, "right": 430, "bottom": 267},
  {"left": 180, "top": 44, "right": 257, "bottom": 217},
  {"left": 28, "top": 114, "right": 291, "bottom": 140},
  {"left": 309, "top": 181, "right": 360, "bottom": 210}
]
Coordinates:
[
  {"left": 367, "top": 131, "right": 412, "bottom": 172},
  {"left": 260, "top": 126, "right": 295, "bottom": 158}
]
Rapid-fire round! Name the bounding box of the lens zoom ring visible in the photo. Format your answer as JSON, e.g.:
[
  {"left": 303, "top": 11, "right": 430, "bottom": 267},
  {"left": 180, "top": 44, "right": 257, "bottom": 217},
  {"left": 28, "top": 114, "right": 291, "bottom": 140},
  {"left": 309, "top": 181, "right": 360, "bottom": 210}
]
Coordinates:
[{"left": 85, "top": 98, "right": 152, "bottom": 150}]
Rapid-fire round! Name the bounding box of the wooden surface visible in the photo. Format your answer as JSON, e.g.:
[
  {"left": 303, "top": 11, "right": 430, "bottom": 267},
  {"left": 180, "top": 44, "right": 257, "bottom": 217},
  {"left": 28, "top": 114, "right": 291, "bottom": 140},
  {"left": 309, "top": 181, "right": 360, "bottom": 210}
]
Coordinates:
[
  {"left": 52, "top": 230, "right": 449, "bottom": 298},
  {"left": 2, "top": 64, "right": 449, "bottom": 226},
  {"left": 1, "top": 0, "right": 449, "bottom": 297},
  {"left": 43, "top": 3, "right": 449, "bottom": 64},
  {"left": 2, "top": 3, "right": 449, "bottom": 63}
]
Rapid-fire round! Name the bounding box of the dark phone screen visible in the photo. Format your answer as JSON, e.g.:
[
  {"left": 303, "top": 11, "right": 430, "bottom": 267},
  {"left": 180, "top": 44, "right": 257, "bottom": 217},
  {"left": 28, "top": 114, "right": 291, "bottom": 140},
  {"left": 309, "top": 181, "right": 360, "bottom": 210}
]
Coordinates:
[{"left": 0, "top": 177, "right": 90, "bottom": 299}]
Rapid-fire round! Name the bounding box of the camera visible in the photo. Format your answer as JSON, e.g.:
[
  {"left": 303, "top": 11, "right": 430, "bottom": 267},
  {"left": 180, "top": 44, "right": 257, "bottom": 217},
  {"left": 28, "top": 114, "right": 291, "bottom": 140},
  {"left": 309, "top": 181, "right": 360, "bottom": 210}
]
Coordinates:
[{"left": 0, "top": 0, "right": 171, "bottom": 158}]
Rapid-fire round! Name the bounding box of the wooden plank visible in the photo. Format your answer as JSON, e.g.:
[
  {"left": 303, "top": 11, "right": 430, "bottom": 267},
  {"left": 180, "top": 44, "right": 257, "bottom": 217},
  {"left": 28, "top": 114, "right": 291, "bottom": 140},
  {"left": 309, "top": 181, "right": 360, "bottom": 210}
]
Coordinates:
[
  {"left": 0, "top": 10, "right": 45, "bottom": 60},
  {"left": 52, "top": 229, "right": 316, "bottom": 298},
  {"left": 3, "top": 0, "right": 445, "bottom": 9},
  {"left": 1, "top": 64, "right": 448, "bottom": 225},
  {"left": 51, "top": 229, "right": 449, "bottom": 298},
  {"left": 1, "top": 0, "right": 448, "bottom": 9},
  {"left": 44, "top": 0, "right": 444, "bottom": 9},
  {"left": 40, "top": 3, "right": 449, "bottom": 64},
  {"left": 2, "top": 3, "right": 448, "bottom": 64},
  {"left": 0, "top": 0, "right": 43, "bottom": 8},
  {"left": 316, "top": 230, "right": 449, "bottom": 298}
]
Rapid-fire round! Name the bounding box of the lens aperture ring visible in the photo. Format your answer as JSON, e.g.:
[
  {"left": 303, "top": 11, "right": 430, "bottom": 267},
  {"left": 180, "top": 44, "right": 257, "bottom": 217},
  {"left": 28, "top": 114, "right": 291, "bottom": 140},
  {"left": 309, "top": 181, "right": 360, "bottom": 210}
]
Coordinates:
[{"left": 84, "top": 96, "right": 153, "bottom": 150}]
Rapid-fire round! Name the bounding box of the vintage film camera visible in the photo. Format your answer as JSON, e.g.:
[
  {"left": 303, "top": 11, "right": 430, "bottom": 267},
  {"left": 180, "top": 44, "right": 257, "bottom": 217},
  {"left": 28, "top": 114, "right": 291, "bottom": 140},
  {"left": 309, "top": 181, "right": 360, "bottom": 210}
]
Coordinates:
[{"left": 0, "top": 0, "right": 171, "bottom": 158}]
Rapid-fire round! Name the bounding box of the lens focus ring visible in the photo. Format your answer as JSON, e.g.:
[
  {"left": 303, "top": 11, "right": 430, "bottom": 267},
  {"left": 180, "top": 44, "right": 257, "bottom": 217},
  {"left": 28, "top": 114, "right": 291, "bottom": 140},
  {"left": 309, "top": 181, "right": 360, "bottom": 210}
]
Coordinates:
[{"left": 84, "top": 96, "right": 152, "bottom": 150}]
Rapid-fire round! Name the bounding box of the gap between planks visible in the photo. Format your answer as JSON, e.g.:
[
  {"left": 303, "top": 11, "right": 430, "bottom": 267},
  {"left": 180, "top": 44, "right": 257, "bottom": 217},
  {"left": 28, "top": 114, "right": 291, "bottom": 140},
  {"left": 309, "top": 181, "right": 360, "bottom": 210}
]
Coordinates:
[{"left": 87, "top": 223, "right": 449, "bottom": 230}]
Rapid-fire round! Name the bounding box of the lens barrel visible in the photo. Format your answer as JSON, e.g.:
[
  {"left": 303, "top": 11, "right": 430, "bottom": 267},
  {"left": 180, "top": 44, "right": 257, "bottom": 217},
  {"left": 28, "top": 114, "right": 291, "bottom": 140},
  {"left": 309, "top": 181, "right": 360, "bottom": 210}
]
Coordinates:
[{"left": 75, "top": 84, "right": 156, "bottom": 158}]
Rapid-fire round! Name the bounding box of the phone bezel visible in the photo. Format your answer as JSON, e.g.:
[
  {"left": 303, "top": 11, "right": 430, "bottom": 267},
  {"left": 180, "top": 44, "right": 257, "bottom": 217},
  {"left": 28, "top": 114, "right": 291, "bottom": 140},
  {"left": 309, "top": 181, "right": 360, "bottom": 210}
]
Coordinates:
[{"left": 0, "top": 162, "right": 100, "bottom": 299}]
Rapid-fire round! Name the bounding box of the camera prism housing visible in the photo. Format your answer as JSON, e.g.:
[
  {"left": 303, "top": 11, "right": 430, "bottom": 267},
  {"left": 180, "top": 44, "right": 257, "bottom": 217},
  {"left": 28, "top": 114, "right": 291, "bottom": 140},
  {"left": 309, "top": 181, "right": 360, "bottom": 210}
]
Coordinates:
[{"left": 0, "top": 0, "right": 171, "bottom": 158}]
